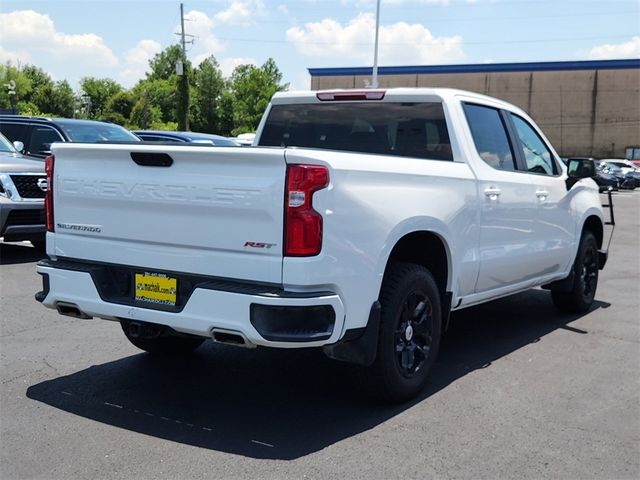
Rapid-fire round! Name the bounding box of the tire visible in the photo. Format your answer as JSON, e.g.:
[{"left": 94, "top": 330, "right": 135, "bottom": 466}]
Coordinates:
[
  {"left": 120, "top": 321, "right": 205, "bottom": 355},
  {"left": 551, "top": 231, "right": 599, "bottom": 314},
  {"left": 364, "top": 262, "right": 442, "bottom": 403}
]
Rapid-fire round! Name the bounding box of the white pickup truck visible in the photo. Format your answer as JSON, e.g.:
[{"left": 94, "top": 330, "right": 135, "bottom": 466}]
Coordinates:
[{"left": 36, "top": 88, "right": 610, "bottom": 401}]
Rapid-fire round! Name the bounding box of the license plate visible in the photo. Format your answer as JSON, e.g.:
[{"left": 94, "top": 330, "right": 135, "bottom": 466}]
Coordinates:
[{"left": 134, "top": 272, "right": 177, "bottom": 306}]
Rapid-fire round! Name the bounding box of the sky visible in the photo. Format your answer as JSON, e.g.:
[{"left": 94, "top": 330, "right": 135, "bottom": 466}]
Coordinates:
[{"left": 1, "top": 0, "right": 639, "bottom": 92}]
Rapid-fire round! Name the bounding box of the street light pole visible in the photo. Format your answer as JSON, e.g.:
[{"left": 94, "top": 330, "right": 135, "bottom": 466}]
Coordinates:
[{"left": 371, "top": 0, "right": 381, "bottom": 88}]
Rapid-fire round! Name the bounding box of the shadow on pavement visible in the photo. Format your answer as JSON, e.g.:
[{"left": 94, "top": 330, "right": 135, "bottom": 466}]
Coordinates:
[
  {"left": 26, "top": 289, "right": 609, "bottom": 460},
  {"left": 0, "top": 242, "right": 46, "bottom": 265}
]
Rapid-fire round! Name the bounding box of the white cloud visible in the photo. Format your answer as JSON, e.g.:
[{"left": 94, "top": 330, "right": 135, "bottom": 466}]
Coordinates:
[
  {"left": 0, "top": 45, "right": 28, "bottom": 65},
  {"left": 119, "top": 40, "right": 162, "bottom": 87},
  {"left": 184, "top": 10, "right": 225, "bottom": 56},
  {"left": 286, "top": 13, "right": 464, "bottom": 65},
  {"left": 219, "top": 57, "right": 257, "bottom": 77},
  {"left": 587, "top": 36, "right": 640, "bottom": 60},
  {"left": 0, "top": 10, "right": 118, "bottom": 68},
  {"left": 277, "top": 4, "right": 289, "bottom": 15},
  {"left": 215, "top": 1, "right": 266, "bottom": 26}
]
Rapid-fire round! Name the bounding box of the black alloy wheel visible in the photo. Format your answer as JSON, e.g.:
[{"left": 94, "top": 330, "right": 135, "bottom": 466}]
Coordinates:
[
  {"left": 364, "top": 262, "right": 442, "bottom": 403},
  {"left": 394, "top": 291, "right": 434, "bottom": 378},
  {"left": 551, "top": 231, "right": 599, "bottom": 313}
]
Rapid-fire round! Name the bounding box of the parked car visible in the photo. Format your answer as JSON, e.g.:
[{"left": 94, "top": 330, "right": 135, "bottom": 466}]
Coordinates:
[
  {"left": 0, "top": 115, "right": 140, "bottom": 159},
  {"left": 598, "top": 161, "right": 638, "bottom": 189},
  {"left": 600, "top": 159, "right": 638, "bottom": 175},
  {"left": 0, "top": 132, "right": 46, "bottom": 248},
  {"left": 133, "top": 130, "right": 239, "bottom": 146}
]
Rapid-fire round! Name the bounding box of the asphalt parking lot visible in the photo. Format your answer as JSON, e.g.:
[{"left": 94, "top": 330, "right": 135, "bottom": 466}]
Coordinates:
[{"left": 1, "top": 191, "right": 638, "bottom": 480}]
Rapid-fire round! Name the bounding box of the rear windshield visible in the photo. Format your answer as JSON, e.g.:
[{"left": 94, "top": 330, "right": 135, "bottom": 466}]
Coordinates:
[
  {"left": 60, "top": 123, "right": 139, "bottom": 143},
  {"left": 259, "top": 102, "right": 453, "bottom": 161}
]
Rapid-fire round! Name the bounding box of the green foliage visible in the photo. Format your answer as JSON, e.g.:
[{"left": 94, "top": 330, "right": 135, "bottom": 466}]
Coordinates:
[
  {"left": 107, "top": 91, "right": 135, "bottom": 120},
  {"left": 148, "top": 45, "right": 190, "bottom": 81},
  {"left": 130, "top": 94, "right": 162, "bottom": 130},
  {"left": 16, "top": 101, "right": 42, "bottom": 117},
  {"left": 2, "top": 47, "right": 290, "bottom": 137},
  {"left": 80, "top": 77, "right": 123, "bottom": 119},
  {"left": 228, "top": 58, "right": 288, "bottom": 136},
  {"left": 132, "top": 78, "right": 177, "bottom": 123},
  {"left": 190, "top": 56, "right": 226, "bottom": 134},
  {"left": 0, "top": 62, "right": 32, "bottom": 111}
]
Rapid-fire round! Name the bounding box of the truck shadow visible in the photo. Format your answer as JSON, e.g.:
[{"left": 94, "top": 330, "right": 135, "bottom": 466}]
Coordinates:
[
  {"left": 26, "top": 290, "right": 609, "bottom": 460},
  {"left": 0, "top": 242, "right": 46, "bottom": 265}
]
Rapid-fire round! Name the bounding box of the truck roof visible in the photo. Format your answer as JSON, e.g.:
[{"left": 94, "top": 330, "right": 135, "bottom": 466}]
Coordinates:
[{"left": 270, "top": 88, "right": 527, "bottom": 117}]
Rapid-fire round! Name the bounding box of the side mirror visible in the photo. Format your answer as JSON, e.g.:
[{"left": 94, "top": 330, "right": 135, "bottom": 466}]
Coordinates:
[
  {"left": 566, "top": 158, "right": 595, "bottom": 190},
  {"left": 567, "top": 158, "right": 595, "bottom": 179},
  {"left": 13, "top": 140, "right": 24, "bottom": 153}
]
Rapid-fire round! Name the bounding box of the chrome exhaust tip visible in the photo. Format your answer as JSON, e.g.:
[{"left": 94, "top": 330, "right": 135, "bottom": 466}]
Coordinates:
[
  {"left": 55, "top": 302, "right": 92, "bottom": 319},
  {"left": 210, "top": 328, "right": 256, "bottom": 348}
]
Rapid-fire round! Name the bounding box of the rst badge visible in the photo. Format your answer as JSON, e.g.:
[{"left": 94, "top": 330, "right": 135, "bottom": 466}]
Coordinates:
[{"left": 244, "top": 241, "right": 276, "bottom": 249}]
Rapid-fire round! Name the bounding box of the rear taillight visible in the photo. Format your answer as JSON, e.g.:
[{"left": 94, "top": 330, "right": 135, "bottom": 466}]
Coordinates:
[
  {"left": 44, "top": 155, "right": 54, "bottom": 232},
  {"left": 284, "top": 164, "right": 329, "bottom": 257}
]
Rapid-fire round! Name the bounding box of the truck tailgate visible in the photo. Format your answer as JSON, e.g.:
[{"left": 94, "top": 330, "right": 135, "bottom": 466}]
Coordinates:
[{"left": 50, "top": 143, "right": 286, "bottom": 284}]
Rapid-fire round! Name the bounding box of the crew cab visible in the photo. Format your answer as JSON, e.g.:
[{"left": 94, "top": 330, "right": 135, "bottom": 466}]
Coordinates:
[{"left": 35, "top": 89, "right": 610, "bottom": 401}]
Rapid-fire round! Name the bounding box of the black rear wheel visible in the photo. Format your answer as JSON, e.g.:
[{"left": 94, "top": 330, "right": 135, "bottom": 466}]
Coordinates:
[
  {"left": 551, "top": 231, "right": 599, "bottom": 313},
  {"left": 365, "top": 262, "right": 442, "bottom": 402}
]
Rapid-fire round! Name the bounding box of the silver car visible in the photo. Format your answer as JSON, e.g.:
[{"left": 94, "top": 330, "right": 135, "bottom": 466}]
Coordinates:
[{"left": 0, "top": 133, "right": 46, "bottom": 248}]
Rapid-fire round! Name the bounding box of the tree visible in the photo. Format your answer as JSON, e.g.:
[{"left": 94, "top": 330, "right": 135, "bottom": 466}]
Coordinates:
[
  {"left": 143, "top": 45, "right": 191, "bottom": 130},
  {"left": 228, "top": 58, "right": 288, "bottom": 136},
  {"left": 147, "top": 45, "right": 186, "bottom": 81},
  {"left": 190, "top": 56, "right": 225, "bottom": 133},
  {"left": 132, "top": 78, "right": 177, "bottom": 123},
  {"left": 22, "top": 65, "right": 52, "bottom": 93},
  {"left": 0, "top": 62, "right": 31, "bottom": 112},
  {"left": 107, "top": 91, "right": 135, "bottom": 120},
  {"left": 79, "top": 77, "right": 122, "bottom": 119}
]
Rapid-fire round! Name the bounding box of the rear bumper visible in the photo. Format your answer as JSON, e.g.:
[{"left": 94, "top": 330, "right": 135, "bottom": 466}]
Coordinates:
[{"left": 36, "top": 260, "right": 345, "bottom": 348}]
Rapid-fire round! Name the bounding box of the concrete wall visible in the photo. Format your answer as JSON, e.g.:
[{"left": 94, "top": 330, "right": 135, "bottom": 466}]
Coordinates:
[{"left": 311, "top": 68, "right": 640, "bottom": 158}]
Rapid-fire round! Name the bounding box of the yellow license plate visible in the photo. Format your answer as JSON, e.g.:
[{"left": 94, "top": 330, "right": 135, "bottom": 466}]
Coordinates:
[{"left": 134, "top": 272, "right": 177, "bottom": 306}]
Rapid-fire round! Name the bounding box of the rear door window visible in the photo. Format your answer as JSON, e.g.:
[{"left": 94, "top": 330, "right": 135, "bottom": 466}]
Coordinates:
[
  {"left": 0, "top": 122, "right": 29, "bottom": 147},
  {"left": 463, "top": 103, "right": 515, "bottom": 171},
  {"left": 259, "top": 102, "right": 453, "bottom": 161},
  {"left": 27, "top": 126, "right": 64, "bottom": 156}
]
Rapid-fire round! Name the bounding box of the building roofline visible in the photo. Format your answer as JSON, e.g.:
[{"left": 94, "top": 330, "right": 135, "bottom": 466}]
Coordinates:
[{"left": 308, "top": 59, "right": 640, "bottom": 77}]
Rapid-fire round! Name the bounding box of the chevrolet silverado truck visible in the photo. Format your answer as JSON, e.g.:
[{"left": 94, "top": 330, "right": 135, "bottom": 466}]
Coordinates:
[{"left": 35, "top": 89, "right": 610, "bottom": 401}]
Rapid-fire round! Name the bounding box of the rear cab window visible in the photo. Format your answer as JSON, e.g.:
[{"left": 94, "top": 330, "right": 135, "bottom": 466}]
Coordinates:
[{"left": 259, "top": 102, "right": 453, "bottom": 161}]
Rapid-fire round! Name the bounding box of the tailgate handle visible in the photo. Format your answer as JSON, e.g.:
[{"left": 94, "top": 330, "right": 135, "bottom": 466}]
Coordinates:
[{"left": 130, "top": 152, "right": 173, "bottom": 167}]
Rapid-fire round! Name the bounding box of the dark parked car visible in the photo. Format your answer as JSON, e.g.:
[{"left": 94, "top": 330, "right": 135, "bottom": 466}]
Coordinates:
[
  {"left": 0, "top": 132, "right": 46, "bottom": 248},
  {"left": 0, "top": 115, "right": 140, "bottom": 159},
  {"left": 133, "top": 130, "right": 239, "bottom": 146},
  {"left": 598, "top": 162, "right": 637, "bottom": 190}
]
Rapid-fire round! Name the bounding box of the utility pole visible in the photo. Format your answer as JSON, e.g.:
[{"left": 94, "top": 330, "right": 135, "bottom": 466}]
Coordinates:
[
  {"left": 371, "top": 0, "right": 381, "bottom": 88},
  {"left": 177, "top": 2, "right": 190, "bottom": 130}
]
